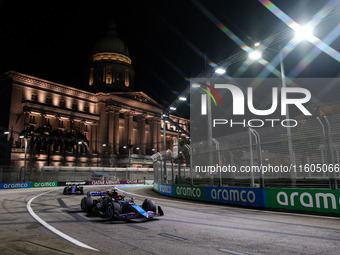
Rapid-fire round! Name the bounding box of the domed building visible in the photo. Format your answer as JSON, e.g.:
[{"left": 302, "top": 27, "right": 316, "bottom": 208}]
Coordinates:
[
  {"left": 89, "top": 23, "right": 135, "bottom": 92},
  {"left": 0, "top": 23, "right": 190, "bottom": 173}
]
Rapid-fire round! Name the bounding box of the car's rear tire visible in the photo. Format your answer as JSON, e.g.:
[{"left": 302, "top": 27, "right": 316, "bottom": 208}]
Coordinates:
[
  {"left": 79, "top": 187, "right": 84, "bottom": 195},
  {"left": 106, "top": 201, "right": 121, "bottom": 220},
  {"left": 81, "top": 197, "right": 93, "bottom": 212},
  {"left": 142, "top": 199, "right": 156, "bottom": 212},
  {"left": 63, "top": 187, "right": 68, "bottom": 195}
]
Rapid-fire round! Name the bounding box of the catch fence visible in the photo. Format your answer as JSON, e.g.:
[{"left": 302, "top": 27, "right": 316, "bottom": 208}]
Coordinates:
[
  {"left": 154, "top": 114, "right": 340, "bottom": 189},
  {"left": 0, "top": 166, "right": 153, "bottom": 183}
]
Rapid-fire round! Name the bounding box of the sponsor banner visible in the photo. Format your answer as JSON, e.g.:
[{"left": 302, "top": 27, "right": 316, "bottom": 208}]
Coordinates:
[
  {"left": 174, "top": 185, "right": 206, "bottom": 200},
  {"left": 265, "top": 188, "right": 340, "bottom": 214},
  {"left": 58, "top": 181, "right": 88, "bottom": 186},
  {"left": 206, "top": 187, "right": 265, "bottom": 207},
  {"left": 117, "top": 184, "right": 152, "bottom": 189},
  {"left": 159, "top": 183, "right": 173, "bottom": 196},
  {"left": 154, "top": 182, "right": 159, "bottom": 192},
  {"left": 0, "top": 182, "right": 32, "bottom": 189},
  {"left": 32, "top": 182, "right": 57, "bottom": 188},
  {"left": 88, "top": 180, "right": 144, "bottom": 186}
]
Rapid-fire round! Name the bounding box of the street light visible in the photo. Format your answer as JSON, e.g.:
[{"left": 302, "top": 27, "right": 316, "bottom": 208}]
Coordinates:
[
  {"left": 293, "top": 24, "right": 314, "bottom": 41},
  {"left": 19, "top": 135, "right": 27, "bottom": 180},
  {"left": 215, "top": 67, "right": 226, "bottom": 75},
  {"left": 249, "top": 50, "right": 262, "bottom": 60},
  {"left": 179, "top": 97, "right": 187, "bottom": 101},
  {"left": 101, "top": 143, "right": 106, "bottom": 167}
]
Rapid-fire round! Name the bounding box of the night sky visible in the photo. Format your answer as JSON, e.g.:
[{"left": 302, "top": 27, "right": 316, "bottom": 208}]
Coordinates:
[{"left": 1, "top": 0, "right": 339, "bottom": 108}]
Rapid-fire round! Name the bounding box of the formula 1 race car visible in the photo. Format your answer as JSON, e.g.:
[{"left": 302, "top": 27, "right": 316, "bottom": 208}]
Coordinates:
[
  {"left": 63, "top": 185, "right": 84, "bottom": 195},
  {"left": 80, "top": 189, "right": 164, "bottom": 220}
]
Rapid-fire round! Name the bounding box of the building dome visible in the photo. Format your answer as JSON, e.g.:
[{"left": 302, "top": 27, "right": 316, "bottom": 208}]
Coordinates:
[
  {"left": 92, "top": 23, "right": 130, "bottom": 57},
  {"left": 89, "top": 22, "right": 135, "bottom": 92}
]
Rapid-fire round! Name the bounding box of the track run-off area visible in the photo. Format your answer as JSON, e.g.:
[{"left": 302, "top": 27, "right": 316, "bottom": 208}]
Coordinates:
[{"left": 1, "top": 185, "right": 340, "bottom": 255}]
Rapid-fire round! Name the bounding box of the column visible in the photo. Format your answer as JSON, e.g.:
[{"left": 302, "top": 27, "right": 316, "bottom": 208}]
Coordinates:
[
  {"left": 92, "top": 122, "right": 98, "bottom": 153},
  {"left": 54, "top": 115, "right": 60, "bottom": 130},
  {"left": 80, "top": 120, "right": 85, "bottom": 134},
  {"left": 122, "top": 112, "right": 129, "bottom": 146},
  {"left": 127, "top": 112, "right": 134, "bottom": 146},
  {"left": 113, "top": 109, "right": 120, "bottom": 154},
  {"left": 69, "top": 118, "right": 74, "bottom": 132},
  {"left": 140, "top": 115, "right": 146, "bottom": 155},
  {"left": 151, "top": 118, "right": 157, "bottom": 153},
  {"left": 108, "top": 111, "right": 114, "bottom": 154},
  {"left": 39, "top": 113, "right": 45, "bottom": 127},
  {"left": 156, "top": 118, "right": 161, "bottom": 152},
  {"left": 98, "top": 102, "right": 107, "bottom": 154},
  {"left": 23, "top": 109, "right": 29, "bottom": 127}
]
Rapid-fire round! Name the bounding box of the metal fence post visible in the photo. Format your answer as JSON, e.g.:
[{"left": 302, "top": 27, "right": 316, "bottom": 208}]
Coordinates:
[
  {"left": 178, "top": 157, "right": 181, "bottom": 184},
  {"left": 249, "top": 128, "right": 264, "bottom": 188},
  {"left": 212, "top": 138, "right": 222, "bottom": 187},
  {"left": 323, "top": 116, "right": 337, "bottom": 189},
  {"left": 185, "top": 144, "right": 193, "bottom": 186},
  {"left": 248, "top": 128, "right": 255, "bottom": 187},
  {"left": 171, "top": 158, "right": 174, "bottom": 185},
  {"left": 317, "top": 117, "right": 328, "bottom": 179}
]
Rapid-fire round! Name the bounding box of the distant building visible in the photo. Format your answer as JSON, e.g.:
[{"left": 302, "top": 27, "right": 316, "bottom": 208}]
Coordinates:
[{"left": 0, "top": 24, "right": 189, "bottom": 171}]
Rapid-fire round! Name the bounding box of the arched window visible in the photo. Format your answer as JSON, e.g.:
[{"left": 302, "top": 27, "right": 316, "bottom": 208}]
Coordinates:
[
  {"left": 89, "top": 67, "right": 94, "bottom": 85},
  {"left": 124, "top": 69, "right": 129, "bottom": 87},
  {"left": 106, "top": 65, "right": 113, "bottom": 84}
]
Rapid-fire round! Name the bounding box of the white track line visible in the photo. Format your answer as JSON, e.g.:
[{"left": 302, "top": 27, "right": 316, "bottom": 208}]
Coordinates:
[{"left": 27, "top": 190, "right": 99, "bottom": 252}]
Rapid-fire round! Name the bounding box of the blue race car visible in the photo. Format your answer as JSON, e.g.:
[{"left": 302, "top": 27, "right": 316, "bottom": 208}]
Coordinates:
[
  {"left": 80, "top": 189, "right": 164, "bottom": 220},
  {"left": 63, "top": 184, "right": 84, "bottom": 195}
]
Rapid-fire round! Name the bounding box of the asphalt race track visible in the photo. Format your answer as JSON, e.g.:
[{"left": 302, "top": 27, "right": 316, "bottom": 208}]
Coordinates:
[{"left": 1, "top": 185, "right": 340, "bottom": 255}]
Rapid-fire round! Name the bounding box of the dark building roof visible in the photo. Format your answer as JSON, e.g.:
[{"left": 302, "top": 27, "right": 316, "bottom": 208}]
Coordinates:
[{"left": 92, "top": 23, "right": 130, "bottom": 57}]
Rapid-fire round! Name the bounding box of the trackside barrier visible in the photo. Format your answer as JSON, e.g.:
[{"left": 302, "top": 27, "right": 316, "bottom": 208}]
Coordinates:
[
  {"left": 174, "top": 185, "right": 206, "bottom": 200},
  {"left": 155, "top": 183, "right": 265, "bottom": 207},
  {"left": 0, "top": 182, "right": 31, "bottom": 189},
  {"left": 57, "top": 181, "right": 88, "bottom": 186},
  {"left": 154, "top": 183, "right": 340, "bottom": 215},
  {"left": 88, "top": 180, "right": 144, "bottom": 185},
  {"left": 0, "top": 180, "right": 147, "bottom": 189},
  {"left": 206, "top": 187, "right": 265, "bottom": 207},
  {"left": 265, "top": 188, "right": 340, "bottom": 214},
  {"left": 158, "top": 183, "right": 173, "bottom": 196},
  {"left": 32, "top": 182, "right": 58, "bottom": 188}
]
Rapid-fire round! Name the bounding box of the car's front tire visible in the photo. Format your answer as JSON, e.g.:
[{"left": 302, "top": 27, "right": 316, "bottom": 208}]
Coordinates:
[
  {"left": 106, "top": 201, "right": 121, "bottom": 220},
  {"left": 142, "top": 199, "right": 156, "bottom": 212}
]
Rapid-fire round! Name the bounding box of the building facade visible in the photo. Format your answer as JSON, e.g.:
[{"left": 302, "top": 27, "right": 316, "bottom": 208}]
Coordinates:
[{"left": 0, "top": 24, "right": 189, "bottom": 171}]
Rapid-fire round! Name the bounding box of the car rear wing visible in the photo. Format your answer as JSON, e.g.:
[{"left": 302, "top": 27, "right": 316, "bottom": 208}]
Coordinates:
[{"left": 87, "top": 191, "right": 107, "bottom": 196}]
